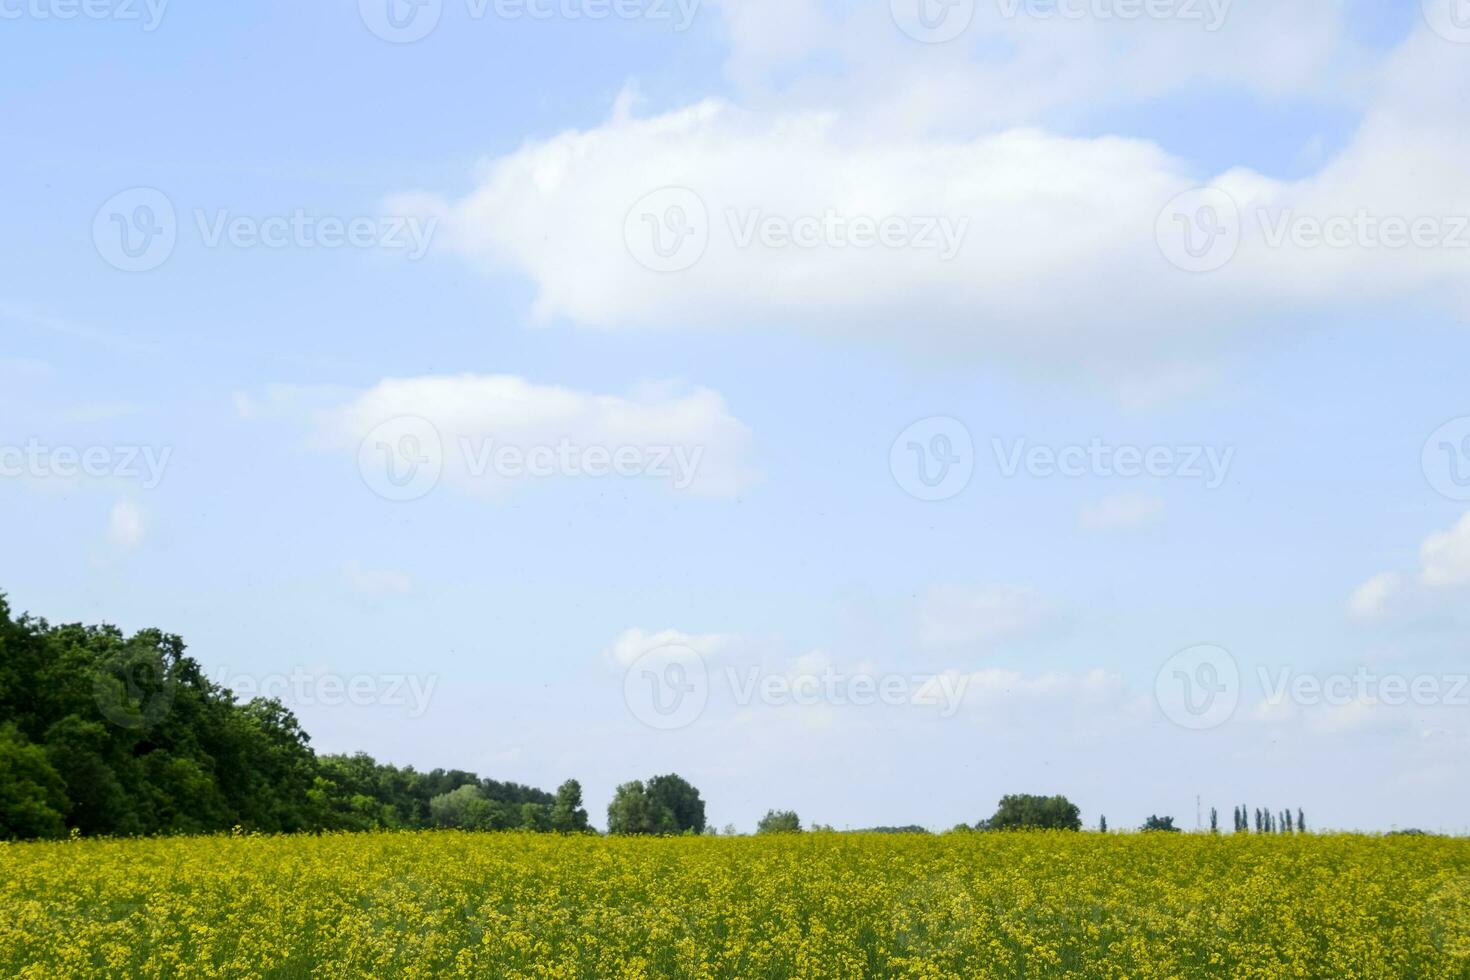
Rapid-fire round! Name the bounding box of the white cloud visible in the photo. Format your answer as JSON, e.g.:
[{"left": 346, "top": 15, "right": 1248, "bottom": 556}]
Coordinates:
[
  {"left": 1347, "top": 571, "right": 1403, "bottom": 624},
  {"left": 1079, "top": 493, "right": 1164, "bottom": 531},
  {"left": 1350, "top": 513, "right": 1470, "bottom": 623},
  {"left": 710, "top": 0, "right": 1354, "bottom": 133},
  {"left": 396, "top": 20, "right": 1470, "bottom": 367},
  {"left": 919, "top": 584, "right": 1053, "bottom": 648},
  {"left": 396, "top": 106, "right": 1209, "bottom": 356},
  {"left": 260, "top": 373, "right": 756, "bottom": 498},
  {"left": 344, "top": 560, "right": 413, "bottom": 596},
  {"left": 1420, "top": 512, "right": 1470, "bottom": 588},
  {"left": 605, "top": 627, "right": 733, "bottom": 667},
  {"left": 958, "top": 666, "right": 1127, "bottom": 708},
  {"left": 107, "top": 500, "right": 145, "bottom": 550}
]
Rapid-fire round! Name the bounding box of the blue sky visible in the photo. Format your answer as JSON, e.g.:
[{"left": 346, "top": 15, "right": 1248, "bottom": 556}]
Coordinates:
[{"left": 5, "top": 0, "right": 1470, "bottom": 833}]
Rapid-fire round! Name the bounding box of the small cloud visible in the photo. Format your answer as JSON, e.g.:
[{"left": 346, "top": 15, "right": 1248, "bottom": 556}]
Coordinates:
[
  {"left": 1420, "top": 513, "right": 1470, "bottom": 589},
  {"left": 1079, "top": 493, "right": 1163, "bottom": 532},
  {"left": 1350, "top": 513, "right": 1470, "bottom": 624},
  {"left": 1348, "top": 572, "right": 1403, "bottom": 624},
  {"left": 344, "top": 560, "right": 413, "bottom": 596},
  {"left": 605, "top": 627, "right": 732, "bottom": 667},
  {"left": 919, "top": 584, "right": 1053, "bottom": 649},
  {"left": 108, "top": 500, "right": 145, "bottom": 550}
]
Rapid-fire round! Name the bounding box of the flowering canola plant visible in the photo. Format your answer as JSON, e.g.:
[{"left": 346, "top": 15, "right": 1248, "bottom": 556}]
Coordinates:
[{"left": 3, "top": 830, "right": 1469, "bottom": 977}]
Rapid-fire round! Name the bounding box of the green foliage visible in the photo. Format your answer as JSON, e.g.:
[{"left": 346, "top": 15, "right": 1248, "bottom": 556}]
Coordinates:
[
  {"left": 0, "top": 592, "right": 569, "bottom": 840},
  {"left": 0, "top": 724, "right": 69, "bottom": 839},
  {"left": 645, "top": 774, "right": 707, "bottom": 835},
  {"left": 756, "top": 810, "right": 802, "bottom": 834},
  {"left": 550, "top": 779, "right": 590, "bottom": 833},
  {"left": 607, "top": 775, "right": 706, "bottom": 835},
  {"left": 981, "top": 794, "right": 1082, "bottom": 832},
  {"left": 1141, "top": 815, "right": 1181, "bottom": 832}
]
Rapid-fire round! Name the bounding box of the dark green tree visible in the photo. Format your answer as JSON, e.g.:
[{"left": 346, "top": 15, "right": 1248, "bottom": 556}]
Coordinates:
[
  {"left": 0, "top": 724, "right": 69, "bottom": 839},
  {"left": 981, "top": 794, "right": 1082, "bottom": 831},
  {"left": 756, "top": 809, "right": 802, "bottom": 834},
  {"left": 549, "top": 779, "right": 590, "bottom": 833},
  {"left": 1141, "top": 815, "right": 1181, "bottom": 832},
  {"left": 645, "top": 774, "right": 707, "bottom": 834},
  {"left": 607, "top": 780, "right": 672, "bottom": 835}
]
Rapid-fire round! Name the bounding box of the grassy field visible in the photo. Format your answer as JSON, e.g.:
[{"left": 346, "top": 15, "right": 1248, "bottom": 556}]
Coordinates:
[{"left": 3, "top": 830, "right": 1469, "bottom": 978}]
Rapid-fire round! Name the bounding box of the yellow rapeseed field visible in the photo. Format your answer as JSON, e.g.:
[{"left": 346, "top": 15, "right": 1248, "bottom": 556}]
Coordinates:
[{"left": 3, "top": 830, "right": 1469, "bottom": 978}]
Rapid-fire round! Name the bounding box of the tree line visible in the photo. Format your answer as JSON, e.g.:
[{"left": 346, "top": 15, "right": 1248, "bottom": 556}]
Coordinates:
[
  {"left": 0, "top": 594, "right": 1322, "bottom": 842},
  {"left": 0, "top": 594, "right": 615, "bottom": 840}
]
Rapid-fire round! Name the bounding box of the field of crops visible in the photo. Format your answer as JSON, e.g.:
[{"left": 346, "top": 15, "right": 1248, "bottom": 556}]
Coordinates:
[{"left": 3, "top": 830, "right": 1469, "bottom": 978}]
